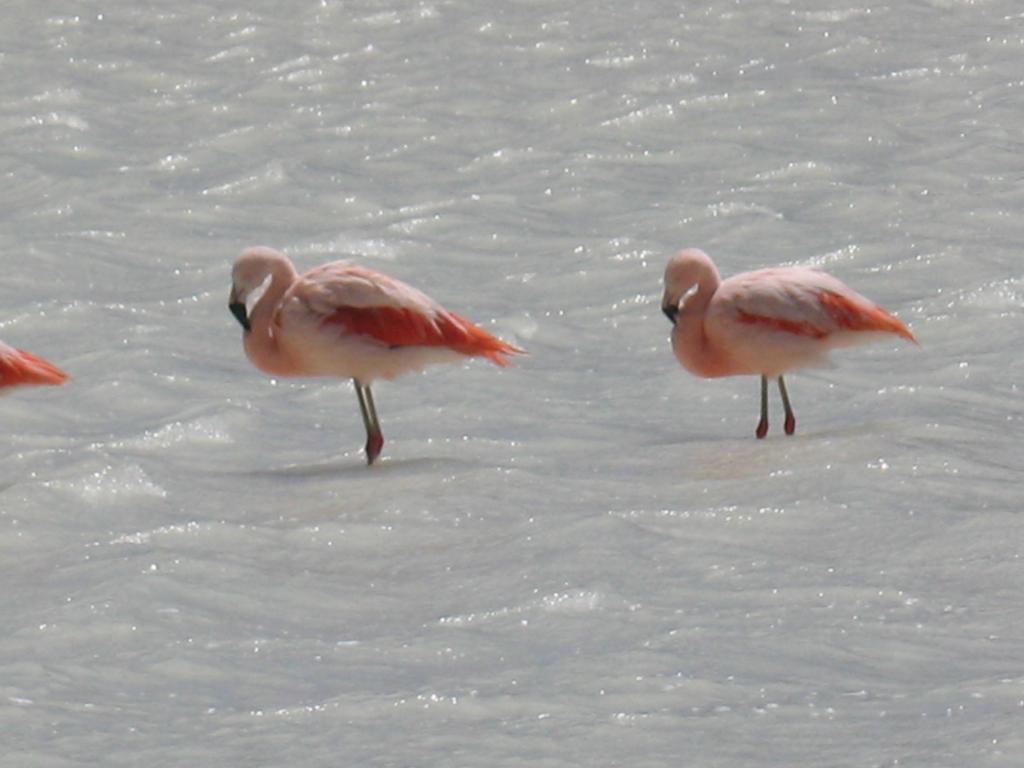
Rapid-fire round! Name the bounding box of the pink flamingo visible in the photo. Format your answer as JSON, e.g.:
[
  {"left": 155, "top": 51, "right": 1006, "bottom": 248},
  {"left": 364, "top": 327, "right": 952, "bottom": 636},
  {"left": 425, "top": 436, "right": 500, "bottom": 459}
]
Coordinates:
[
  {"left": 661, "top": 248, "right": 916, "bottom": 438},
  {"left": 0, "top": 341, "right": 68, "bottom": 390},
  {"left": 229, "top": 246, "right": 523, "bottom": 464}
]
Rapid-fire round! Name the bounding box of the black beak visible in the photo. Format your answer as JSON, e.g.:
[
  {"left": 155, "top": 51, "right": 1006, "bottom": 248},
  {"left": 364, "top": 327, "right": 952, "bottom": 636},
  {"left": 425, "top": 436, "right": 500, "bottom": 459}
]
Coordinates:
[
  {"left": 229, "top": 301, "right": 251, "bottom": 331},
  {"left": 662, "top": 305, "right": 678, "bottom": 325}
]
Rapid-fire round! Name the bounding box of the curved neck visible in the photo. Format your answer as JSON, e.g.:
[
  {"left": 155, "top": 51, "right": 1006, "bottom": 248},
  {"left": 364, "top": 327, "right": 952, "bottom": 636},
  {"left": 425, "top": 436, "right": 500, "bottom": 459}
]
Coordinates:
[
  {"left": 244, "top": 260, "right": 298, "bottom": 376},
  {"left": 672, "top": 280, "right": 730, "bottom": 378}
]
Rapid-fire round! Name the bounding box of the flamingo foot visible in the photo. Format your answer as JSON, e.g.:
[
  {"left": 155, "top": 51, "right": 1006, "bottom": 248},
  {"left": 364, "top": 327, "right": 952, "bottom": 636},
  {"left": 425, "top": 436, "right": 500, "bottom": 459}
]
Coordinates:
[
  {"left": 784, "top": 414, "right": 796, "bottom": 436},
  {"left": 755, "top": 417, "right": 768, "bottom": 439},
  {"left": 365, "top": 431, "right": 384, "bottom": 465}
]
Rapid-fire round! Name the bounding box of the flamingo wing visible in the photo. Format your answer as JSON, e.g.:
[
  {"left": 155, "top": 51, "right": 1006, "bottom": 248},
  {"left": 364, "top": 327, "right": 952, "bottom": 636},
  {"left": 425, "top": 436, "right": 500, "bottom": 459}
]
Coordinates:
[
  {"left": 718, "top": 267, "right": 914, "bottom": 343},
  {"left": 290, "top": 262, "right": 521, "bottom": 365}
]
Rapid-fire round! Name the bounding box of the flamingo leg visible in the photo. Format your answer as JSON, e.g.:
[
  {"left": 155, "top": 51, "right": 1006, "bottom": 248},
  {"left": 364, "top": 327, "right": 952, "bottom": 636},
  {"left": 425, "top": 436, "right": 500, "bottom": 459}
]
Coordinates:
[
  {"left": 777, "top": 376, "right": 796, "bottom": 435},
  {"left": 755, "top": 375, "right": 769, "bottom": 439},
  {"left": 354, "top": 380, "right": 384, "bottom": 465}
]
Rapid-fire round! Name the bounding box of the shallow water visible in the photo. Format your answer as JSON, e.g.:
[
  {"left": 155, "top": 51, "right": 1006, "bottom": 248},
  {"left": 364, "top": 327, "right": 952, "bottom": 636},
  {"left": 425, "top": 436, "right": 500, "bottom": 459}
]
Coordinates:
[{"left": 2, "top": 1, "right": 1023, "bottom": 766}]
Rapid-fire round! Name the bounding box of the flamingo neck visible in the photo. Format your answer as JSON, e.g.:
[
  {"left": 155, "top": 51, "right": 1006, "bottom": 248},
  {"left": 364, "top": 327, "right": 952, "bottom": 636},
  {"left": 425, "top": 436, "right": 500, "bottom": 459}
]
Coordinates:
[
  {"left": 671, "top": 278, "right": 732, "bottom": 378},
  {"left": 244, "top": 261, "right": 298, "bottom": 376}
]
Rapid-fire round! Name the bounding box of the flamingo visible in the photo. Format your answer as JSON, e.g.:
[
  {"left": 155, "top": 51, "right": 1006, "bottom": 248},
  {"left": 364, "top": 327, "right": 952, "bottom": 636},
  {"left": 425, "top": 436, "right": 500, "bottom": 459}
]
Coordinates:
[
  {"left": 661, "top": 248, "right": 916, "bottom": 438},
  {"left": 0, "top": 341, "right": 68, "bottom": 390},
  {"left": 228, "top": 246, "right": 523, "bottom": 465}
]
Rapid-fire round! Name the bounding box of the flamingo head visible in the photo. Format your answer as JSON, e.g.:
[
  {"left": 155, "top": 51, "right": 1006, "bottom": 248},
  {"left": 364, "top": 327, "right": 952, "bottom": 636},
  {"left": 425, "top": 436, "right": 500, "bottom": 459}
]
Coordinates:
[
  {"left": 661, "top": 248, "right": 718, "bottom": 325},
  {"left": 230, "top": 247, "right": 290, "bottom": 332}
]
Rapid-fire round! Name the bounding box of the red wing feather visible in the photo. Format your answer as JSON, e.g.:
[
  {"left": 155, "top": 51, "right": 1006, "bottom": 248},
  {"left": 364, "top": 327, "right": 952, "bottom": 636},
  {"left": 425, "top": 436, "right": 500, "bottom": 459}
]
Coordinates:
[
  {"left": 322, "top": 306, "right": 523, "bottom": 366},
  {"left": 818, "top": 291, "right": 917, "bottom": 343},
  {"left": 0, "top": 347, "right": 69, "bottom": 388},
  {"left": 736, "top": 291, "right": 915, "bottom": 344},
  {"left": 735, "top": 310, "right": 828, "bottom": 339}
]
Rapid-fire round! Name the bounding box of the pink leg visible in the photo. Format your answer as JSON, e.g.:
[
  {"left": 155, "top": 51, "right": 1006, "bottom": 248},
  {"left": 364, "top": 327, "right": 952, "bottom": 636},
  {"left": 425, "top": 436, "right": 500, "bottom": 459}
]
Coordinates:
[
  {"left": 354, "top": 381, "right": 384, "bottom": 465},
  {"left": 778, "top": 376, "right": 796, "bottom": 436},
  {"left": 755, "top": 375, "right": 769, "bottom": 439}
]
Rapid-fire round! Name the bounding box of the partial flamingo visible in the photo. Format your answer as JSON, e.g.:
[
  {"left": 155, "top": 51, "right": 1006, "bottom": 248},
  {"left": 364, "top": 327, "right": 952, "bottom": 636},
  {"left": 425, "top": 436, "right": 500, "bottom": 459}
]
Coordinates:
[
  {"left": 661, "top": 248, "right": 916, "bottom": 438},
  {"left": 229, "top": 246, "right": 523, "bottom": 464},
  {"left": 0, "top": 341, "right": 68, "bottom": 390}
]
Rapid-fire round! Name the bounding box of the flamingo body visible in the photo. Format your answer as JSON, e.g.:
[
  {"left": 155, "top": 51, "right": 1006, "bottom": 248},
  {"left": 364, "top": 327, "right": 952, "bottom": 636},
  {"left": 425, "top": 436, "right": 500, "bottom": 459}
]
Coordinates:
[
  {"left": 229, "top": 247, "right": 522, "bottom": 463},
  {"left": 661, "top": 248, "right": 915, "bottom": 437},
  {"left": 0, "top": 342, "right": 68, "bottom": 390}
]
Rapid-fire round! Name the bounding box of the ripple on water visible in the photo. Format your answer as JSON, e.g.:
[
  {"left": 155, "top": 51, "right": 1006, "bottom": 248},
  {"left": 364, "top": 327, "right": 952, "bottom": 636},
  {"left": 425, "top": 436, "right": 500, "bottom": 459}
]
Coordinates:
[
  {"left": 954, "top": 277, "right": 1024, "bottom": 314},
  {"left": 116, "top": 416, "right": 233, "bottom": 451},
  {"left": 438, "top": 589, "right": 604, "bottom": 626},
  {"left": 108, "top": 521, "right": 203, "bottom": 546},
  {"left": 47, "top": 463, "right": 167, "bottom": 504}
]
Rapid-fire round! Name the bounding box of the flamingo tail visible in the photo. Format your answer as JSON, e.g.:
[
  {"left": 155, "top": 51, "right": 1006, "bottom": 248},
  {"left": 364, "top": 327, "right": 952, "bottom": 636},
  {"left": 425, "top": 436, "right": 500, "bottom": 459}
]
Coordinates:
[
  {"left": 819, "top": 291, "right": 917, "bottom": 344},
  {"left": 0, "top": 348, "right": 69, "bottom": 388}
]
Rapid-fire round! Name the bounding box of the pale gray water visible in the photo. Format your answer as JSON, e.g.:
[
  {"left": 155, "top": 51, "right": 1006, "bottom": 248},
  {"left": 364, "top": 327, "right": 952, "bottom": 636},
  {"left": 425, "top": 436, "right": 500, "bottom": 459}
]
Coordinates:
[{"left": 2, "top": 1, "right": 1023, "bottom": 766}]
